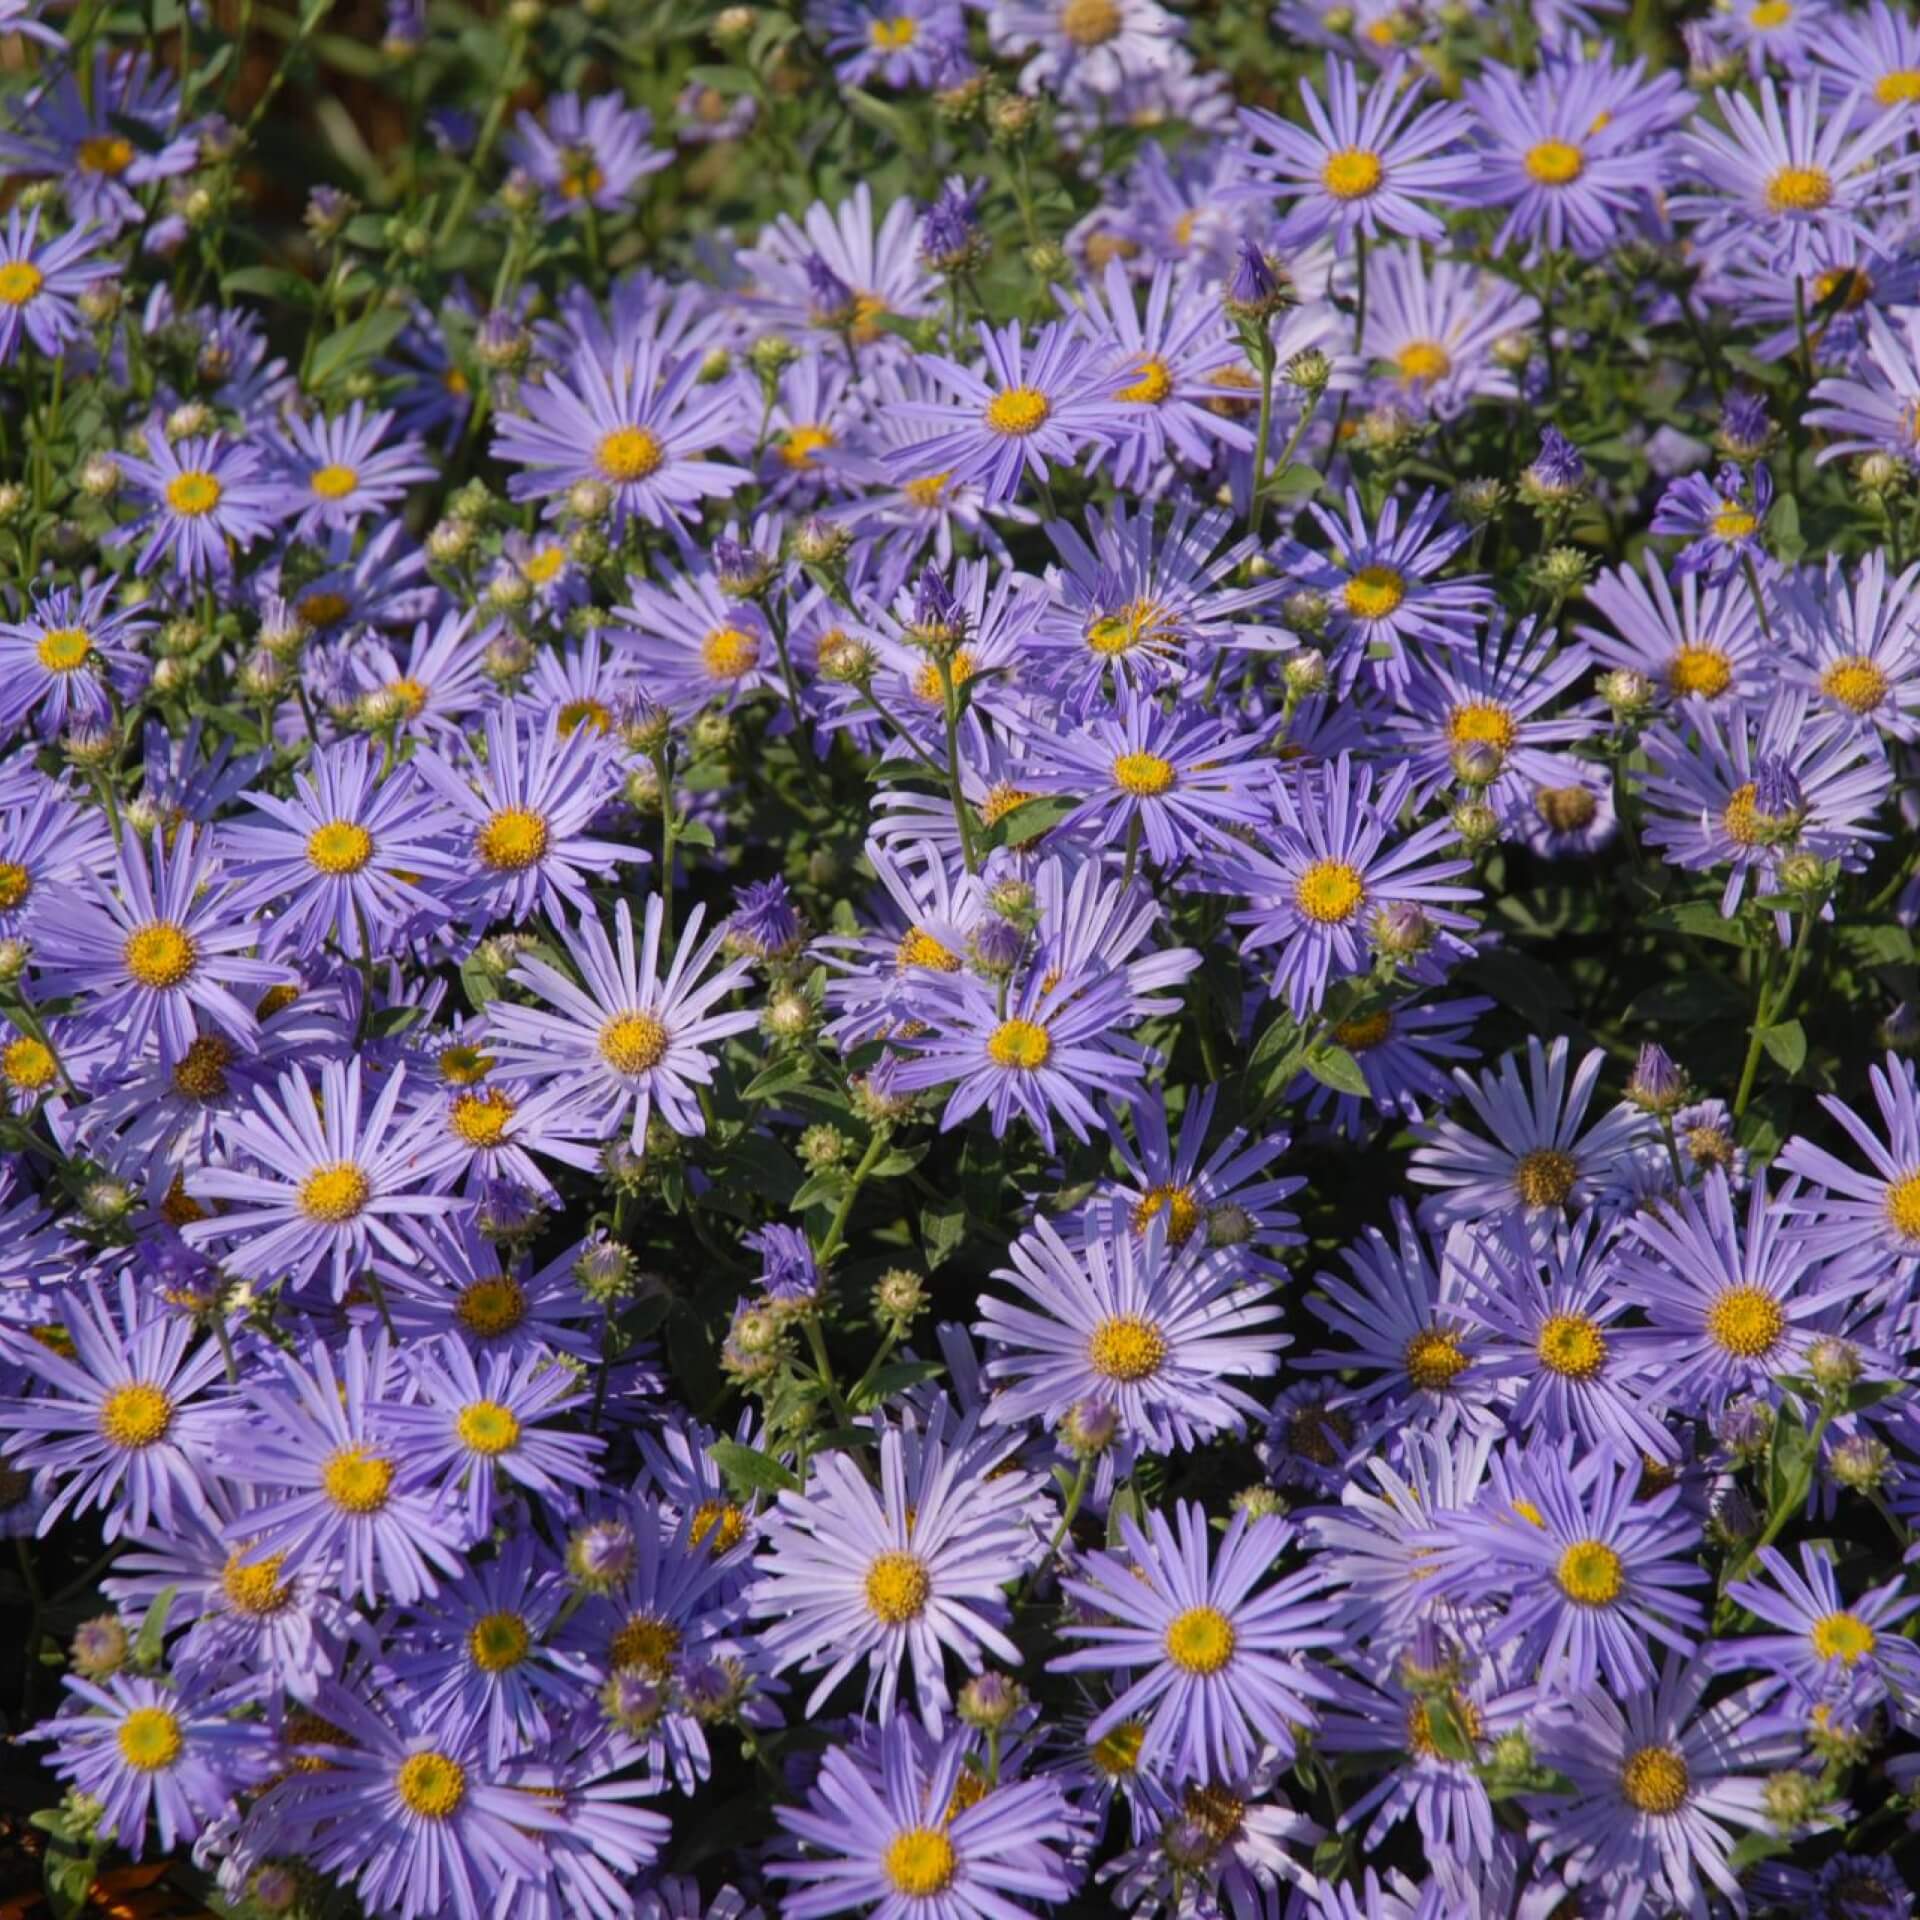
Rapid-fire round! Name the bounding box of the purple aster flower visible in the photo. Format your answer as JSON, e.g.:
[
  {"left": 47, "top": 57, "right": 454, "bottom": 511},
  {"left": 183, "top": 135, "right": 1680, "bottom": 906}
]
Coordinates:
[
  {"left": 213, "top": 1329, "right": 467, "bottom": 1605},
  {"left": 485, "top": 893, "right": 758, "bottom": 1155},
  {"left": 1435, "top": 1439, "right": 1708, "bottom": 1696},
  {"left": 772, "top": 1716, "right": 1078, "bottom": 1917},
  {"left": 990, "top": 0, "right": 1182, "bottom": 100},
  {"left": 415, "top": 708, "right": 643, "bottom": 927},
  {"left": 1715, "top": 1542, "right": 1920, "bottom": 1711},
  {"left": 1639, "top": 687, "right": 1890, "bottom": 925},
  {"left": 1362, "top": 243, "right": 1538, "bottom": 419},
  {"left": 752, "top": 1402, "right": 1041, "bottom": 1728},
  {"left": 1285, "top": 486, "right": 1490, "bottom": 694},
  {"left": 0, "top": 1272, "right": 224, "bottom": 1540},
  {"left": 747, "top": 1222, "right": 819, "bottom": 1305},
  {"left": 117, "top": 431, "right": 289, "bottom": 583},
  {"left": 920, "top": 173, "right": 985, "bottom": 269},
  {"left": 1805, "top": 1, "right": 1920, "bottom": 115},
  {"left": 493, "top": 338, "right": 751, "bottom": 534},
  {"left": 727, "top": 877, "right": 806, "bottom": 961},
  {"left": 242, "top": 1678, "right": 569, "bottom": 1920},
  {"left": 0, "top": 206, "right": 115, "bottom": 363},
  {"left": 895, "top": 319, "right": 1123, "bottom": 506},
  {"left": 276, "top": 400, "right": 438, "bottom": 538},
  {"left": 1578, "top": 552, "right": 1766, "bottom": 710},
  {"left": 1219, "top": 755, "right": 1479, "bottom": 1021},
  {"left": 1651, "top": 460, "right": 1774, "bottom": 582},
  {"left": 183, "top": 1057, "right": 457, "bottom": 1298},
  {"left": 32, "top": 1671, "right": 271, "bottom": 1859},
  {"left": 976, "top": 1207, "right": 1285, "bottom": 1454},
  {"left": 612, "top": 564, "right": 782, "bottom": 715},
  {"left": 32, "top": 823, "right": 287, "bottom": 1068},
  {"left": 1525, "top": 1657, "right": 1801, "bottom": 1920},
  {"left": 741, "top": 182, "right": 938, "bottom": 350},
  {"left": 505, "top": 90, "right": 670, "bottom": 213},
  {"left": 1288, "top": 988, "right": 1496, "bottom": 1134},
  {"left": 1054, "top": 1500, "right": 1339, "bottom": 1785},
  {"left": 814, "top": 0, "right": 965, "bottom": 90},
  {"left": 1027, "top": 684, "right": 1269, "bottom": 868},
  {"left": 0, "top": 580, "right": 151, "bottom": 739},
  {"left": 1237, "top": 57, "right": 1479, "bottom": 252},
  {"left": 1778, "top": 1051, "right": 1920, "bottom": 1267},
  {"left": 222, "top": 738, "right": 463, "bottom": 959},
  {"left": 1808, "top": 304, "right": 1920, "bottom": 467},
  {"left": 349, "top": 609, "right": 494, "bottom": 742},
  {"left": 1783, "top": 549, "right": 1920, "bottom": 738},
  {"left": 886, "top": 965, "right": 1148, "bottom": 1153},
  {"left": 1614, "top": 1169, "right": 1875, "bottom": 1408},
  {"left": 1672, "top": 78, "right": 1910, "bottom": 276},
  {"left": 1409, "top": 1037, "right": 1658, "bottom": 1228}
]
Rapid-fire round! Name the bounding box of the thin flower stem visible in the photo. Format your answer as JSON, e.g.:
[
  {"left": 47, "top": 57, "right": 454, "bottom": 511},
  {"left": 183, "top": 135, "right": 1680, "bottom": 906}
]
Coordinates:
[
  {"left": 1018, "top": 1455, "right": 1091, "bottom": 1603},
  {"left": 1739, "top": 553, "right": 1776, "bottom": 651},
  {"left": 1733, "top": 903, "right": 1816, "bottom": 1118},
  {"left": 936, "top": 655, "right": 982, "bottom": 874}
]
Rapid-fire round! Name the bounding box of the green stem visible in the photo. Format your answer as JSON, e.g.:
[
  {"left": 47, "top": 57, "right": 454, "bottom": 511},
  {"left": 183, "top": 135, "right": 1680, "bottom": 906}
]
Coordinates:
[
  {"left": 1740, "top": 553, "right": 1777, "bottom": 652},
  {"left": 1247, "top": 329, "right": 1276, "bottom": 545},
  {"left": 436, "top": 24, "right": 529, "bottom": 247},
  {"left": 1733, "top": 903, "right": 1816, "bottom": 1118},
  {"left": 651, "top": 743, "right": 679, "bottom": 945},
  {"left": 1019, "top": 1456, "right": 1091, "bottom": 1602},
  {"left": 936, "top": 656, "right": 981, "bottom": 874}
]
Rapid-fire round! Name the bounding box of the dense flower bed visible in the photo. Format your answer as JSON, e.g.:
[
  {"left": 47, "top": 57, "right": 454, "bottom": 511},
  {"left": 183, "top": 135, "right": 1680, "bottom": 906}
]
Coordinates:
[{"left": 3, "top": 0, "right": 1920, "bottom": 1916}]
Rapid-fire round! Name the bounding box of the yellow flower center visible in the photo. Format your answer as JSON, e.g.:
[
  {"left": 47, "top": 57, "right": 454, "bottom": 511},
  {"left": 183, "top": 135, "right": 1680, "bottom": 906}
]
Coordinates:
[
  {"left": 170, "top": 1033, "right": 232, "bottom": 1101},
  {"left": 476, "top": 807, "right": 549, "bottom": 872},
  {"left": 1810, "top": 1610, "right": 1876, "bottom": 1663},
  {"left": 1668, "top": 643, "right": 1733, "bottom": 698},
  {"left": 37, "top": 626, "right": 92, "bottom": 674},
  {"left": 1820, "top": 657, "right": 1889, "bottom": 714},
  {"left": 1163, "top": 1604, "right": 1236, "bottom": 1675},
  {"left": 1536, "top": 1312, "right": 1607, "bottom": 1380},
  {"left": 439, "top": 1045, "right": 492, "bottom": 1088},
  {"left": 690, "top": 1498, "right": 748, "bottom": 1553},
  {"left": 3, "top": 1035, "right": 56, "bottom": 1092},
  {"left": 599, "top": 1010, "right": 670, "bottom": 1075},
  {"left": 1535, "top": 785, "right": 1599, "bottom": 833},
  {"left": 1395, "top": 338, "right": 1452, "bottom": 383},
  {"left": 299, "top": 1161, "right": 370, "bottom": 1223},
  {"left": 986, "top": 1017, "right": 1052, "bottom": 1070},
  {"left": 468, "top": 1609, "right": 531, "bottom": 1672},
  {"left": 1182, "top": 1782, "right": 1246, "bottom": 1847},
  {"left": 1061, "top": 0, "right": 1122, "bottom": 44},
  {"left": 1620, "top": 1744, "right": 1689, "bottom": 1815},
  {"left": 449, "top": 1088, "right": 515, "bottom": 1148},
  {"left": 1085, "top": 597, "right": 1173, "bottom": 658},
  {"left": 1513, "top": 1147, "right": 1579, "bottom": 1209},
  {"left": 558, "top": 696, "right": 612, "bottom": 735},
  {"left": 779, "top": 423, "right": 836, "bottom": 469},
  {"left": 0, "top": 860, "right": 30, "bottom": 912},
  {"left": 985, "top": 386, "right": 1051, "bottom": 436},
  {"left": 307, "top": 820, "right": 374, "bottom": 874},
  {"left": 221, "top": 1550, "right": 293, "bottom": 1616},
  {"left": 701, "top": 625, "right": 760, "bottom": 681},
  {"left": 78, "top": 134, "right": 135, "bottom": 176},
  {"left": 455, "top": 1399, "right": 520, "bottom": 1456},
  {"left": 456, "top": 1275, "right": 527, "bottom": 1338},
  {"left": 99, "top": 1382, "right": 173, "bottom": 1449},
  {"left": 1403, "top": 1327, "right": 1467, "bottom": 1390},
  {"left": 869, "top": 15, "right": 917, "bottom": 48},
  {"left": 865, "top": 1550, "right": 932, "bottom": 1624},
  {"left": 1333, "top": 1008, "right": 1392, "bottom": 1052},
  {"left": 1705, "top": 1284, "right": 1786, "bottom": 1358},
  {"left": 388, "top": 676, "right": 428, "bottom": 718},
  {"left": 1322, "top": 146, "right": 1384, "bottom": 199},
  {"left": 1875, "top": 67, "right": 1920, "bottom": 106},
  {"left": 883, "top": 1827, "right": 957, "bottom": 1897},
  {"left": 322, "top": 1446, "right": 394, "bottom": 1514},
  {"left": 0, "top": 261, "right": 44, "bottom": 306},
  {"left": 560, "top": 161, "right": 606, "bottom": 200},
  {"left": 1342, "top": 564, "right": 1405, "bottom": 621},
  {"left": 1112, "top": 750, "right": 1176, "bottom": 796},
  {"left": 1088, "top": 1313, "right": 1168, "bottom": 1382},
  {"left": 395, "top": 1751, "right": 466, "bottom": 1818},
  {"left": 1447, "top": 702, "right": 1517, "bottom": 752},
  {"left": 902, "top": 471, "right": 951, "bottom": 507},
  {"left": 1813, "top": 264, "right": 1873, "bottom": 308},
  {"left": 117, "top": 1706, "right": 183, "bottom": 1773},
  {"left": 897, "top": 926, "right": 962, "bottom": 972},
  {"left": 1118, "top": 356, "right": 1174, "bottom": 405},
  {"left": 980, "top": 782, "right": 1039, "bottom": 828},
  {"left": 1711, "top": 503, "right": 1758, "bottom": 541},
  {"left": 1886, "top": 1170, "right": 1920, "bottom": 1240},
  {"left": 1765, "top": 165, "right": 1832, "bottom": 213},
  {"left": 164, "top": 470, "right": 223, "bottom": 517},
  {"left": 124, "top": 921, "right": 197, "bottom": 989},
  {"left": 1524, "top": 139, "right": 1585, "bottom": 185},
  {"left": 1750, "top": 0, "right": 1792, "bottom": 26},
  {"left": 1132, "top": 1182, "right": 1200, "bottom": 1246},
  {"left": 1090, "top": 1719, "right": 1147, "bottom": 1777},
  {"left": 1294, "top": 858, "right": 1364, "bottom": 924},
  {"left": 1556, "top": 1538, "right": 1624, "bottom": 1607},
  {"left": 911, "top": 649, "right": 976, "bottom": 705},
  {"left": 309, "top": 463, "right": 359, "bottom": 501},
  {"left": 597, "top": 426, "right": 665, "bottom": 482}
]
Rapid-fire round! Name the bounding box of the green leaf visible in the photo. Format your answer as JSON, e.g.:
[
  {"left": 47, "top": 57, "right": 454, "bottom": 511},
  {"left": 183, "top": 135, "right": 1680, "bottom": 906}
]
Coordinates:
[
  {"left": 789, "top": 1169, "right": 846, "bottom": 1212},
  {"left": 676, "top": 818, "right": 717, "bottom": 850},
  {"left": 130, "top": 1582, "right": 179, "bottom": 1671},
  {"left": 982, "top": 794, "right": 1076, "bottom": 850},
  {"left": 1261, "top": 461, "right": 1321, "bottom": 504},
  {"left": 1419, "top": 1692, "right": 1477, "bottom": 1764},
  {"left": 1106, "top": 1484, "right": 1144, "bottom": 1546},
  {"left": 307, "top": 306, "right": 409, "bottom": 389},
  {"left": 710, "top": 1438, "right": 800, "bottom": 1497},
  {"left": 743, "top": 1055, "right": 813, "bottom": 1103},
  {"left": 221, "top": 265, "right": 316, "bottom": 306},
  {"left": 1306, "top": 1045, "right": 1370, "bottom": 1098},
  {"left": 684, "top": 63, "right": 755, "bottom": 94},
  {"left": 1766, "top": 1401, "right": 1818, "bottom": 1526},
  {"left": 460, "top": 951, "right": 502, "bottom": 1010},
  {"left": 1643, "top": 900, "right": 1755, "bottom": 946},
  {"left": 1726, "top": 1829, "right": 1793, "bottom": 1873},
  {"left": 1760, "top": 1019, "right": 1806, "bottom": 1074},
  {"left": 844, "top": 86, "right": 927, "bottom": 156},
  {"left": 920, "top": 1198, "right": 966, "bottom": 1270},
  {"left": 854, "top": 1359, "right": 945, "bottom": 1407}
]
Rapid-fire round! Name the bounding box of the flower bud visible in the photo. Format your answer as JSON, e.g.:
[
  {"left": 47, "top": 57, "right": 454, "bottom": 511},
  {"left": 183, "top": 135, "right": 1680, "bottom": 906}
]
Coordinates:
[
  {"left": 71, "top": 1615, "right": 128, "bottom": 1679},
  {"left": 1450, "top": 799, "right": 1499, "bottom": 848},
  {"left": 1062, "top": 1397, "right": 1118, "bottom": 1456},
  {"left": 958, "top": 1672, "right": 1023, "bottom": 1731},
  {"left": 1626, "top": 1042, "right": 1688, "bottom": 1115},
  {"left": 1282, "top": 649, "right": 1329, "bottom": 697},
  {"left": 566, "top": 1519, "right": 637, "bottom": 1592},
  {"left": 874, "top": 1266, "right": 926, "bottom": 1326},
  {"left": 1827, "top": 1433, "right": 1892, "bottom": 1492},
  {"left": 1599, "top": 667, "right": 1655, "bottom": 715},
  {"left": 574, "top": 1236, "right": 637, "bottom": 1306},
  {"left": 1283, "top": 347, "right": 1331, "bottom": 393}
]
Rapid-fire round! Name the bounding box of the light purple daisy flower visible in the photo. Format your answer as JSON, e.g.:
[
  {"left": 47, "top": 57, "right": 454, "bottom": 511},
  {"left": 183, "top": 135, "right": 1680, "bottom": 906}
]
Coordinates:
[
  {"left": 0, "top": 580, "right": 151, "bottom": 739},
  {"left": 1361, "top": 243, "right": 1538, "bottom": 419},
  {"left": 1808, "top": 304, "right": 1920, "bottom": 467},
  {"left": 1778, "top": 1051, "right": 1920, "bottom": 1268},
  {"left": 1054, "top": 1500, "right": 1340, "bottom": 1785},
  {"left": 505, "top": 90, "right": 671, "bottom": 213},
  {"left": 0, "top": 206, "right": 115, "bottom": 363},
  {"left": 117, "top": 431, "right": 289, "bottom": 582},
  {"left": 277, "top": 401, "right": 438, "bottom": 538},
  {"left": 1782, "top": 549, "right": 1920, "bottom": 737}
]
